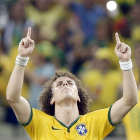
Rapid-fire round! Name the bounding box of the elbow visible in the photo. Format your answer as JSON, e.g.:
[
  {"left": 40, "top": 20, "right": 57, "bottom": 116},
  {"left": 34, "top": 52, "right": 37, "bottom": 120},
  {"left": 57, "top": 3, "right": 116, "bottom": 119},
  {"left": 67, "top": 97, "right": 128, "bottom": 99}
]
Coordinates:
[
  {"left": 128, "top": 98, "right": 138, "bottom": 107},
  {"left": 6, "top": 90, "right": 12, "bottom": 102},
  {"left": 124, "top": 97, "right": 138, "bottom": 107},
  {"left": 134, "top": 98, "right": 139, "bottom": 106},
  {"left": 6, "top": 95, "right": 15, "bottom": 103},
  {"left": 6, "top": 97, "right": 19, "bottom": 104},
  {"left": 132, "top": 101, "right": 138, "bottom": 107},
  {"left": 133, "top": 93, "right": 139, "bottom": 106},
  {"left": 6, "top": 90, "right": 19, "bottom": 103},
  {"left": 6, "top": 93, "right": 10, "bottom": 102}
]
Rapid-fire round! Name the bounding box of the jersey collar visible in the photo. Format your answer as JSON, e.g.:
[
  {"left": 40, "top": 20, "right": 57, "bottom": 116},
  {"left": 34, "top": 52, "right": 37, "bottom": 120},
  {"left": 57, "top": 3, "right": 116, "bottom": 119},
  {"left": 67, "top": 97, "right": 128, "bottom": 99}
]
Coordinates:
[{"left": 53, "top": 115, "right": 81, "bottom": 132}]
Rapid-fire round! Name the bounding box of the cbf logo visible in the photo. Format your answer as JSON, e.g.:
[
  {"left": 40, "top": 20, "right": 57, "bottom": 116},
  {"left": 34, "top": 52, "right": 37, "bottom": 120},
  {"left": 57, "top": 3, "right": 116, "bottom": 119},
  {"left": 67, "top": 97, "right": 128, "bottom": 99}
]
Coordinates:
[{"left": 75, "top": 123, "right": 87, "bottom": 136}]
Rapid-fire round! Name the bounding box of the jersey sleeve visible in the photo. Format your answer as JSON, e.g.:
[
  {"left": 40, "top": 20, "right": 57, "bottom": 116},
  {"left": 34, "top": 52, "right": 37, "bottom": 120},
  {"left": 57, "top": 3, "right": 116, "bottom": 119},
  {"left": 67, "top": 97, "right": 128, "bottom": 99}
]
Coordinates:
[
  {"left": 85, "top": 106, "right": 120, "bottom": 139},
  {"left": 20, "top": 108, "right": 50, "bottom": 139}
]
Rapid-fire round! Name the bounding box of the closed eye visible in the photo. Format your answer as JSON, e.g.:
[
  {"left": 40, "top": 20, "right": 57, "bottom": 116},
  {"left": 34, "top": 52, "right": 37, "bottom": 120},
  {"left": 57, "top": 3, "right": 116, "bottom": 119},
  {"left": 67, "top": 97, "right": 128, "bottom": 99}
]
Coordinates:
[
  {"left": 68, "top": 82, "right": 73, "bottom": 85},
  {"left": 56, "top": 83, "right": 62, "bottom": 86}
]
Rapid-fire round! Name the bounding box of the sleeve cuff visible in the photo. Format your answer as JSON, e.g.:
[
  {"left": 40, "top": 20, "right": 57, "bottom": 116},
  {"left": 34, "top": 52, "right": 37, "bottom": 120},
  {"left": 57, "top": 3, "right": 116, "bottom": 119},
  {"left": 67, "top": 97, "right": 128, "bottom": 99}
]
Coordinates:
[
  {"left": 108, "top": 105, "right": 121, "bottom": 127},
  {"left": 20, "top": 106, "right": 33, "bottom": 126}
]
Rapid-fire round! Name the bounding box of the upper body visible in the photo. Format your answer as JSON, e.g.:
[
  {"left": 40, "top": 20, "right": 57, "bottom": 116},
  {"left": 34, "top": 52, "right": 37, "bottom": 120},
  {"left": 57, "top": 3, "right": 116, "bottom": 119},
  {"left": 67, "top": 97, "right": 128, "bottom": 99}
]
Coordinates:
[
  {"left": 6, "top": 28, "right": 138, "bottom": 140},
  {"left": 22, "top": 107, "right": 115, "bottom": 140}
]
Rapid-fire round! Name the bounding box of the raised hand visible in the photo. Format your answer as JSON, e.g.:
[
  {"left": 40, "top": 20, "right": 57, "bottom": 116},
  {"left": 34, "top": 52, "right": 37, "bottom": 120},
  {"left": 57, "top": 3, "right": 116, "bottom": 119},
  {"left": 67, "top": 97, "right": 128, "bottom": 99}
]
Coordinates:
[
  {"left": 18, "top": 27, "right": 35, "bottom": 57},
  {"left": 114, "top": 33, "right": 131, "bottom": 62}
]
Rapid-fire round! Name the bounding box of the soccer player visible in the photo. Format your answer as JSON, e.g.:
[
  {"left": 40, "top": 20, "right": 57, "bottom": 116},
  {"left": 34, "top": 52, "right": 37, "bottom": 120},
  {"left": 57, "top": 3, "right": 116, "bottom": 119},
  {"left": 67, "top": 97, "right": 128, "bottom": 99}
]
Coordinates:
[{"left": 6, "top": 27, "right": 138, "bottom": 140}]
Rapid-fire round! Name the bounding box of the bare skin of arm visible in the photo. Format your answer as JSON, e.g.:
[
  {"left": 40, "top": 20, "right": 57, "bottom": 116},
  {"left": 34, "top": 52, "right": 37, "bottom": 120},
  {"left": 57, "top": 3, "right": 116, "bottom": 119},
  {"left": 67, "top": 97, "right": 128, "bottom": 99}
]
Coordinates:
[
  {"left": 111, "top": 33, "right": 138, "bottom": 124},
  {"left": 6, "top": 27, "right": 35, "bottom": 124}
]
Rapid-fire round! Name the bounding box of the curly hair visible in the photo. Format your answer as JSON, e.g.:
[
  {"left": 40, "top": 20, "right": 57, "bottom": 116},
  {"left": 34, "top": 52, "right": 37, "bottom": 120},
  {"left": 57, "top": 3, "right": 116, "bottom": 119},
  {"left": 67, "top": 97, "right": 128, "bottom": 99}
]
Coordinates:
[{"left": 39, "top": 70, "right": 91, "bottom": 116}]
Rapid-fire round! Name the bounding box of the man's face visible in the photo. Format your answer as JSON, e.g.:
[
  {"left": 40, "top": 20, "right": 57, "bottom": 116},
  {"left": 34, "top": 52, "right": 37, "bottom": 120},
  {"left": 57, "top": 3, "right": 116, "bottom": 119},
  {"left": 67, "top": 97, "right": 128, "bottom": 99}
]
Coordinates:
[{"left": 51, "top": 77, "right": 80, "bottom": 104}]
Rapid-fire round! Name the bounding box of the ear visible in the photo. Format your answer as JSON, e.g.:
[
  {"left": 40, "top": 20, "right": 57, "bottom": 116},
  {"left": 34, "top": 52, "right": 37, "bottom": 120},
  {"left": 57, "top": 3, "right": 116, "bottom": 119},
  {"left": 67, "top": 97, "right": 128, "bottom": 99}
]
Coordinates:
[
  {"left": 50, "top": 97, "right": 55, "bottom": 105},
  {"left": 77, "top": 96, "right": 81, "bottom": 102}
]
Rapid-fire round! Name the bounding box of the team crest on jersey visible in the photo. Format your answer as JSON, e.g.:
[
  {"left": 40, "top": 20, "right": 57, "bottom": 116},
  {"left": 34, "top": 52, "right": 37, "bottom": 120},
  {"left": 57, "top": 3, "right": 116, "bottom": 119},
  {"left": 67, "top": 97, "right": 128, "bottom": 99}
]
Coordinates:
[{"left": 75, "top": 123, "right": 87, "bottom": 136}]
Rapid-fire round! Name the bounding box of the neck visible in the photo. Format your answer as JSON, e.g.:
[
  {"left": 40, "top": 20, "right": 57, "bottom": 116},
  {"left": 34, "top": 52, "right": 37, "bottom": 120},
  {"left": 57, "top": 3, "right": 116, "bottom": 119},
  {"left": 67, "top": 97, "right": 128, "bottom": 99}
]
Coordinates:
[{"left": 55, "top": 102, "right": 79, "bottom": 127}]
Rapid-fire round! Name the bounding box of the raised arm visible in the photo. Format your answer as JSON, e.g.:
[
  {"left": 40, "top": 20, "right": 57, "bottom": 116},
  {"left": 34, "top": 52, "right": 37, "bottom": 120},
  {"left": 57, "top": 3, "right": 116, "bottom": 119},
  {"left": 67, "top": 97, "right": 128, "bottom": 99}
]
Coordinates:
[
  {"left": 6, "top": 27, "right": 35, "bottom": 124},
  {"left": 110, "top": 33, "right": 138, "bottom": 124}
]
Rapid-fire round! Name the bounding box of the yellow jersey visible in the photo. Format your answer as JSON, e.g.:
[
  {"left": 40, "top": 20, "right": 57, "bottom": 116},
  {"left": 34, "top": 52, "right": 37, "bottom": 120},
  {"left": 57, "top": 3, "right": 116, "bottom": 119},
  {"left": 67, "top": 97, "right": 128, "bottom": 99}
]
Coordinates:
[{"left": 22, "top": 106, "right": 117, "bottom": 140}]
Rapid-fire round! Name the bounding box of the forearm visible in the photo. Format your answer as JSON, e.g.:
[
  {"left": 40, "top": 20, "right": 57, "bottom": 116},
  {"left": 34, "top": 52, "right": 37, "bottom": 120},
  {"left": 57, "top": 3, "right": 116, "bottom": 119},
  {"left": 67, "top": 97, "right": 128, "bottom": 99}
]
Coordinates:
[
  {"left": 122, "top": 69, "right": 138, "bottom": 106},
  {"left": 6, "top": 64, "right": 25, "bottom": 102}
]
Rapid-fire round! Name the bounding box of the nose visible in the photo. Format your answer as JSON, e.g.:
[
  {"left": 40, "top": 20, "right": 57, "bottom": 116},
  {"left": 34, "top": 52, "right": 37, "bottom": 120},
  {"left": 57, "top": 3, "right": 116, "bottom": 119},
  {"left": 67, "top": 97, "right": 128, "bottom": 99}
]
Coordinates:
[{"left": 62, "top": 81, "right": 68, "bottom": 86}]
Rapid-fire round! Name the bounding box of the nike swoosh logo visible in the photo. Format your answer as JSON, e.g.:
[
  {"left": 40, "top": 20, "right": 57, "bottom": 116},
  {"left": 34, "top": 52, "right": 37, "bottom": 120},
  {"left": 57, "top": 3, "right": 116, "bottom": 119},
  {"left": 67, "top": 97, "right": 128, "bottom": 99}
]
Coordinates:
[{"left": 52, "top": 126, "right": 62, "bottom": 130}]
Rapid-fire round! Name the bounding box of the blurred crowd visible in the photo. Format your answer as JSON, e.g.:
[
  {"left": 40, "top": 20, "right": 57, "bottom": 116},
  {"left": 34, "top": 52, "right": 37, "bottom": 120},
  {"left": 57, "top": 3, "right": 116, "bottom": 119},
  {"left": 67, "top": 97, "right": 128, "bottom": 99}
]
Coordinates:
[{"left": 0, "top": 0, "right": 140, "bottom": 139}]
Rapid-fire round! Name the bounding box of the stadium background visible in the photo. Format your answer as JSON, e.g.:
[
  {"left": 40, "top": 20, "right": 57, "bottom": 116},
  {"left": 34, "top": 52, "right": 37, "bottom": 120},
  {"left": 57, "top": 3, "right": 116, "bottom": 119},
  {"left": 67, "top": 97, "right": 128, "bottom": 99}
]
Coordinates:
[{"left": 0, "top": 0, "right": 140, "bottom": 139}]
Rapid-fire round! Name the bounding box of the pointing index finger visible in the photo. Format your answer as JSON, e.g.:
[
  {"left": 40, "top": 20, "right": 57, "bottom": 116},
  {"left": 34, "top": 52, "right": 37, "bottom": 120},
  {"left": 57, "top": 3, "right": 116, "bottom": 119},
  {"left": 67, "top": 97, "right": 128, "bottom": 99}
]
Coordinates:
[
  {"left": 115, "top": 32, "right": 120, "bottom": 43},
  {"left": 27, "top": 27, "right": 31, "bottom": 38}
]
